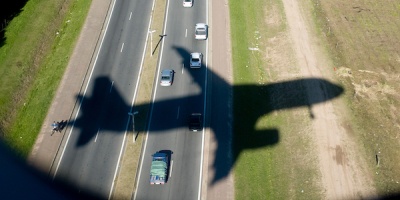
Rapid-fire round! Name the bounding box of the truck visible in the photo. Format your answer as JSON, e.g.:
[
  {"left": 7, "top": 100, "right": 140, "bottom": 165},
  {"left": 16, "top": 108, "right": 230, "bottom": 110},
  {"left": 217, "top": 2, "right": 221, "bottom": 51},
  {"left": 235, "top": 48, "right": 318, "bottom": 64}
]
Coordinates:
[{"left": 150, "top": 152, "right": 169, "bottom": 184}]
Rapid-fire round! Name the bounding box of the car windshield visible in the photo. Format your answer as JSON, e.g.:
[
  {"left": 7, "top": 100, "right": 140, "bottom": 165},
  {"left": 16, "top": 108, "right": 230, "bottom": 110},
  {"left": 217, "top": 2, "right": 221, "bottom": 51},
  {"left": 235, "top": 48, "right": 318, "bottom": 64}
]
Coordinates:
[
  {"left": 192, "top": 58, "right": 200, "bottom": 62},
  {"left": 161, "top": 76, "right": 169, "bottom": 80},
  {"left": 196, "top": 28, "right": 206, "bottom": 35},
  {"left": 184, "top": 0, "right": 191, "bottom": 2},
  {"left": 190, "top": 116, "right": 200, "bottom": 123},
  {"left": 154, "top": 157, "right": 164, "bottom": 161}
]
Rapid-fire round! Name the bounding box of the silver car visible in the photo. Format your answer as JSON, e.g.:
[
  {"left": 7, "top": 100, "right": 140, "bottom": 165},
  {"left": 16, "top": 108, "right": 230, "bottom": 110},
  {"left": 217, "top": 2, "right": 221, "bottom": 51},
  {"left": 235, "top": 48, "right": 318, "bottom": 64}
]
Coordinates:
[
  {"left": 195, "top": 23, "right": 208, "bottom": 40},
  {"left": 190, "top": 52, "right": 202, "bottom": 68},
  {"left": 160, "top": 69, "right": 174, "bottom": 86}
]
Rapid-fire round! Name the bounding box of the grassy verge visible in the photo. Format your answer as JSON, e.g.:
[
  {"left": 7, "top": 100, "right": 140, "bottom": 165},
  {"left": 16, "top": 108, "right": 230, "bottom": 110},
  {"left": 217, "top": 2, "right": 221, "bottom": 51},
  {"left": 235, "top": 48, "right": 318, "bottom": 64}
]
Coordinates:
[
  {"left": 309, "top": 0, "right": 400, "bottom": 195},
  {"left": 111, "top": 0, "right": 166, "bottom": 198},
  {"left": 230, "top": 0, "right": 322, "bottom": 199},
  {"left": 0, "top": 0, "right": 91, "bottom": 157}
]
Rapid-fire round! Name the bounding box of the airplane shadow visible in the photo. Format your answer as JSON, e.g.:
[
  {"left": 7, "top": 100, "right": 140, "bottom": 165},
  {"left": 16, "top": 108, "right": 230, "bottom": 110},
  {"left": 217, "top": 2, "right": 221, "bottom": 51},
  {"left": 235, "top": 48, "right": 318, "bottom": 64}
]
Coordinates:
[
  {"left": 0, "top": 6, "right": 396, "bottom": 199},
  {"left": 66, "top": 46, "right": 344, "bottom": 187},
  {"left": 0, "top": 43, "right": 345, "bottom": 198}
]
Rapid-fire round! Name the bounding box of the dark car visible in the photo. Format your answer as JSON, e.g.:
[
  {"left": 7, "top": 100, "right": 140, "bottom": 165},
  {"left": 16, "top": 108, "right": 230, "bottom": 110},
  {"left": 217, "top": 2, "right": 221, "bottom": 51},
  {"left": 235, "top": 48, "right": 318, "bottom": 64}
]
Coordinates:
[{"left": 189, "top": 113, "right": 202, "bottom": 132}]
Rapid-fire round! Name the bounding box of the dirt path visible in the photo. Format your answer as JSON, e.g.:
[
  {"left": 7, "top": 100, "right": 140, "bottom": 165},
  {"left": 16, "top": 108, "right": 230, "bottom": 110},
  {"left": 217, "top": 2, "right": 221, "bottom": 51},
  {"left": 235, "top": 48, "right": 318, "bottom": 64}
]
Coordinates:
[{"left": 281, "top": 0, "right": 376, "bottom": 199}]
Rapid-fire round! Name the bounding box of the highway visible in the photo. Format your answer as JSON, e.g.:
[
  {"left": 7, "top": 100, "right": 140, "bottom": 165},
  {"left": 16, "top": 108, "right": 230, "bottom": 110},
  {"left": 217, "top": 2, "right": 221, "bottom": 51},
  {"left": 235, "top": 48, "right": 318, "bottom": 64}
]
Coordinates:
[
  {"left": 134, "top": 0, "right": 208, "bottom": 199},
  {"left": 53, "top": 0, "right": 153, "bottom": 198}
]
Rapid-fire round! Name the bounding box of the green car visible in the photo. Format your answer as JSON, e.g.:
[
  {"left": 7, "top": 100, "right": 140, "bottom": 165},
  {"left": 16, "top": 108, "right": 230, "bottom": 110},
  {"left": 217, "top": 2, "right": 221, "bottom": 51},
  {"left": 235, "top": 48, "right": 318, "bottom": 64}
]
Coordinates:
[{"left": 150, "top": 152, "right": 169, "bottom": 184}]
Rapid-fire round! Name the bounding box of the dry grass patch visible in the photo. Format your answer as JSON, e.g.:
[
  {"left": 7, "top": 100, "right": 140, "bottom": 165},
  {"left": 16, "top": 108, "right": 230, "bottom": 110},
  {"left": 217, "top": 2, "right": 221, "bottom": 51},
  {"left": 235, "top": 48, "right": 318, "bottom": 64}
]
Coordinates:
[{"left": 311, "top": 0, "right": 400, "bottom": 195}]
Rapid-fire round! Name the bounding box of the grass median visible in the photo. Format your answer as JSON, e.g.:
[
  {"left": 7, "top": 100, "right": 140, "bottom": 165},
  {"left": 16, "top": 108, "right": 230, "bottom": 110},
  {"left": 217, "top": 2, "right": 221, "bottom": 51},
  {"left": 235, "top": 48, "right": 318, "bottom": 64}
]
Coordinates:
[{"left": 111, "top": 0, "right": 167, "bottom": 199}]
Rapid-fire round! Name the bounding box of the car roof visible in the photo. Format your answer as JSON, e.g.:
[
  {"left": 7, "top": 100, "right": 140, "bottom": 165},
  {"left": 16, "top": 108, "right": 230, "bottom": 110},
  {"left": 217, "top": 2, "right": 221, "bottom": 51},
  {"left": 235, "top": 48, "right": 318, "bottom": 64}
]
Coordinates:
[
  {"left": 161, "top": 69, "right": 172, "bottom": 75},
  {"left": 196, "top": 23, "right": 207, "bottom": 28},
  {"left": 153, "top": 152, "right": 167, "bottom": 158},
  {"left": 191, "top": 53, "right": 201, "bottom": 58}
]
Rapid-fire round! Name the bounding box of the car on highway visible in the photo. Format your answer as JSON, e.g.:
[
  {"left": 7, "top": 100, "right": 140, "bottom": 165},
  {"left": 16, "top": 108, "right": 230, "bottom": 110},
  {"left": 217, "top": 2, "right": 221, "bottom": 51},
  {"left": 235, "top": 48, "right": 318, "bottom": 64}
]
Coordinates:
[
  {"left": 160, "top": 69, "right": 174, "bottom": 86},
  {"left": 195, "top": 23, "right": 208, "bottom": 40},
  {"left": 183, "top": 0, "right": 193, "bottom": 7},
  {"left": 189, "top": 113, "right": 202, "bottom": 131},
  {"left": 150, "top": 152, "right": 169, "bottom": 185},
  {"left": 190, "top": 52, "right": 202, "bottom": 68}
]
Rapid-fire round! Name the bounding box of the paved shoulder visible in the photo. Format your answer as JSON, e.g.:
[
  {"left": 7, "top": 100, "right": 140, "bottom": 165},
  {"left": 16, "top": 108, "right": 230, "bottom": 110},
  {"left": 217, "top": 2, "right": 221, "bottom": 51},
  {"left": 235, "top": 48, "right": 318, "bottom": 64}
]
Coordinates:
[
  {"left": 28, "top": 0, "right": 113, "bottom": 174},
  {"left": 204, "top": 0, "right": 234, "bottom": 199}
]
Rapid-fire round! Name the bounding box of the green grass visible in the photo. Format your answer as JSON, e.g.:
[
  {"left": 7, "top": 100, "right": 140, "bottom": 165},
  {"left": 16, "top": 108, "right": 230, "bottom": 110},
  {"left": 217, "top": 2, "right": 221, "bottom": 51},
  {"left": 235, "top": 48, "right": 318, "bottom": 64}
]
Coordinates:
[
  {"left": 230, "top": 0, "right": 322, "bottom": 199},
  {"left": 230, "top": 1, "right": 277, "bottom": 197},
  {"left": 0, "top": 0, "right": 91, "bottom": 157}
]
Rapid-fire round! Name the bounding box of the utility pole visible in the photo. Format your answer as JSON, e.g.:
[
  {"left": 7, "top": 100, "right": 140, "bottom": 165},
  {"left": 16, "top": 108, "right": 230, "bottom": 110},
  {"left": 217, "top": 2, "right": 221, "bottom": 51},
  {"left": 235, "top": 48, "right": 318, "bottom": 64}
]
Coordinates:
[{"left": 128, "top": 111, "right": 139, "bottom": 143}]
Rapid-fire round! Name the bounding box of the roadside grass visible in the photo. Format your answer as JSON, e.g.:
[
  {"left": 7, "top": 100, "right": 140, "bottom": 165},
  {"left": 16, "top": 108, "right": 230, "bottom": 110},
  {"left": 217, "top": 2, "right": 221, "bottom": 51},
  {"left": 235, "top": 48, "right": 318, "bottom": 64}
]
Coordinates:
[
  {"left": 310, "top": 0, "right": 400, "bottom": 195},
  {"left": 0, "top": 0, "right": 91, "bottom": 157},
  {"left": 230, "top": 0, "right": 322, "bottom": 199},
  {"left": 111, "top": 0, "right": 167, "bottom": 198}
]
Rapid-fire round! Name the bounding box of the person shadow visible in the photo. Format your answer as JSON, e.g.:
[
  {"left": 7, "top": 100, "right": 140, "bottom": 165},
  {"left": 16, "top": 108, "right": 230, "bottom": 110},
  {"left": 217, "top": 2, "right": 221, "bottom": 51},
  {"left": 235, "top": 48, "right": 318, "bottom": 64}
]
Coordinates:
[{"left": 58, "top": 120, "right": 68, "bottom": 132}]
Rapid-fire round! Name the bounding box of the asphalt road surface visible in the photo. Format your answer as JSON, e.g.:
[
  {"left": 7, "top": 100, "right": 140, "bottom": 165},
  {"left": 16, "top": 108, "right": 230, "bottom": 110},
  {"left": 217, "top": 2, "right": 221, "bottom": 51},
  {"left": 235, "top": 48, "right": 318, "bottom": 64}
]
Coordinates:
[
  {"left": 134, "top": 0, "right": 208, "bottom": 199},
  {"left": 53, "top": 0, "right": 153, "bottom": 198}
]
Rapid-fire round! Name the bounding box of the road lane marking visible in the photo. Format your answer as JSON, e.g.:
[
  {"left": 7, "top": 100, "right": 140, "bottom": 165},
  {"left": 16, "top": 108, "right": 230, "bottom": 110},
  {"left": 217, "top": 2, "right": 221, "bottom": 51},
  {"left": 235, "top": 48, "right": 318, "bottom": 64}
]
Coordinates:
[
  {"left": 95, "top": 128, "right": 100, "bottom": 142},
  {"left": 198, "top": 0, "right": 210, "bottom": 199},
  {"left": 129, "top": 12, "right": 132, "bottom": 20},
  {"left": 177, "top": 106, "right": 180, "bottom": 119},
  {"left": 54, "top": 0, "right": 118, "bottom": 180},
  {"left": 170, "top": 160, "right": 173, "bottom": 178},
  {"left": 110, "top": 81, "right": 114, "bottom": 93},
  {"left": 185, "top": 28, "right": 187, "bottom": 37},
  {"left": 120, "top": 42, "right": 124, "bottom": 52},
  {"left": 182, "top": 64, "right": 184, "bottom": 74}
]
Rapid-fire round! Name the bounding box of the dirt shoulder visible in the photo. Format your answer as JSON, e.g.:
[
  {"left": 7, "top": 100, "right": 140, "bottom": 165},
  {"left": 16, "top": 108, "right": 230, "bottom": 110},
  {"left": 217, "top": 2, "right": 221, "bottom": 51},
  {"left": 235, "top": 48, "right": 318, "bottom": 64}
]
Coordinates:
[{"left": 280, "top": 0, "right": 376, "bottom": 198}]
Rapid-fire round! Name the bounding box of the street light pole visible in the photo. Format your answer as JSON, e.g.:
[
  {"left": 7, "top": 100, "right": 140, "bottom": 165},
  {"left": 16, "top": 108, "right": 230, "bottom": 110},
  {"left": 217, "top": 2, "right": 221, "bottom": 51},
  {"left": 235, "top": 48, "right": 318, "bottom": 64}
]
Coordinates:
[{"left": 128, "top": 111, "right": 139, "bottom": 143}]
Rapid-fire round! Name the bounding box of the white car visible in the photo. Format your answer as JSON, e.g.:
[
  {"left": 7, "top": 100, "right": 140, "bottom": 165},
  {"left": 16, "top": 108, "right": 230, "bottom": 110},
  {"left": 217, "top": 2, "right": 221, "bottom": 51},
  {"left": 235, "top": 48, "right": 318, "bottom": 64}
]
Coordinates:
[
  {"left": 183, "top": 0, "right": 193, "bottom": 7},
  {"left": 190, "top": 52, "right": 202, "bottom": 68},
  {"left": 195, "top": 23, "right": 208, "bottom": 40},
  {"left": 160, "top": 69, "right": 174, "bottom": 86}
]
